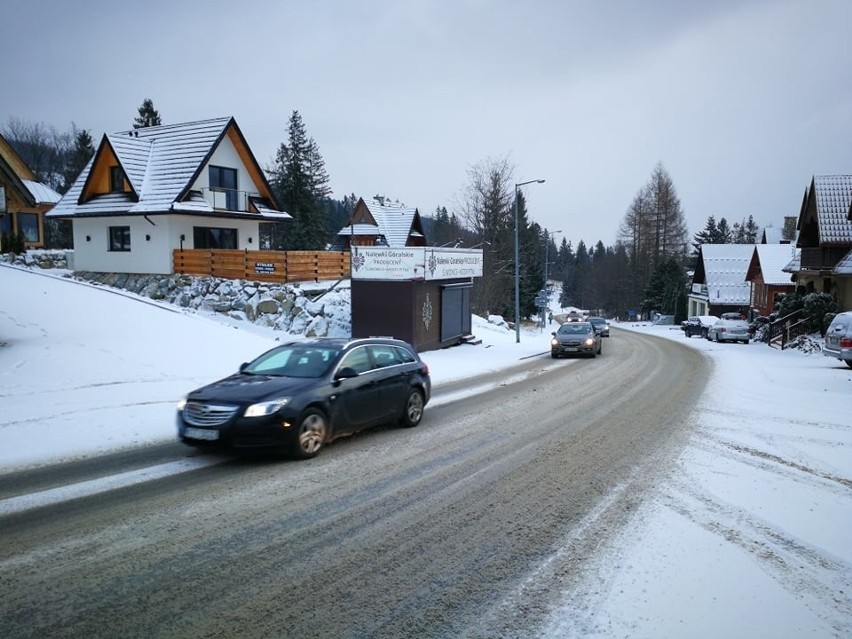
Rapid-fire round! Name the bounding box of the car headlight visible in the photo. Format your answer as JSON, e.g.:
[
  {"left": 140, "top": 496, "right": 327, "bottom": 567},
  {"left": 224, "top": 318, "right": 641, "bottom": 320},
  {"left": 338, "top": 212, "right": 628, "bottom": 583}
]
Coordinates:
[
  {"left": 177, "top": 397, "right": 187, "bottom": 411},
  {"left": 550, "top": 338, "right": 559, "bottom": 347},
  {"left": 584, "top": 338, "right": 595, "bottom": 346},
  {"left": 244, "top": 398, "right": 290, "bottom": 417}
]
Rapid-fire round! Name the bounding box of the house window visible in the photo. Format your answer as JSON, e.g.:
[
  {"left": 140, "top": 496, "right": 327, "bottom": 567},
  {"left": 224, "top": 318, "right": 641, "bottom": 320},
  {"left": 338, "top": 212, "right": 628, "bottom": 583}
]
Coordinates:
[
  {"left": 110, "top": 166, "right": 125, "bottom": 193},
  {"left": 109, "top": 226, "right": 131, "bottom": 251},
  {"left": 193, "top": 226, "right": 237, "bottom": 249},
  {"left": 18, "top": 213, "right": 40, "bottom": 243},
  {"left": 209, "top": 165, "right": 238, "bottom": 210}
]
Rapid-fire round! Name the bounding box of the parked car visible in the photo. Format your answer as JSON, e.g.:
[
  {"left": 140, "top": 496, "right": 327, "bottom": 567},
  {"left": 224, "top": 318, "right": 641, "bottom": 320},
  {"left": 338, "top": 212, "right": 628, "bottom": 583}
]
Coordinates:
[
  {"left": 177, "top": 337, "right": 431, "bottom": 459},
  {"left": 707, "top": 317, "right": 751, "bottom": 344},
  {"left": 681, "top": 315, "right": 719, "bottom": 338},
  {"left": 587, "top": 316, "right": 610, "bottom": 337},
  {"left": 823, "top": 311, "right": 852, "bottom": 368},
  {"left": 551, "top": 322, "right": 602, "bottom": 358}
]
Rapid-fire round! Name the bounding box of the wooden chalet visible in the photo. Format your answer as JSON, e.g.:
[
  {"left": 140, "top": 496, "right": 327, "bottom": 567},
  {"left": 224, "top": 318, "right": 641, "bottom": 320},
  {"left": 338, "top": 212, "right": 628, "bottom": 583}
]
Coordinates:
[
  {"left": 789, "top": 175, "right": 852, "bottom": 311},
  {"left": 332, "top": 196, "right": 427, "bottom": 249},
  {"left": 0, "top": 133, "right": 60, "bottom": 249},
  {"left": 745, "top": 244, "right": 797, "bottom": 317}
]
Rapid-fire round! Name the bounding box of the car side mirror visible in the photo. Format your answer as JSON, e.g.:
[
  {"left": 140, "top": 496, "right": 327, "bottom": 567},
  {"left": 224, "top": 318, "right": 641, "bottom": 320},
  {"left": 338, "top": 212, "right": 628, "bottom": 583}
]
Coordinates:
[
  {"left": 335, "top": 367, "right": 359, "bottom": 380},
  {"left": 551, "top": 331, "right": 557, "bottom": 336},
  {"left": 239, "top": 362, "right": 249, "bottom": 372}
]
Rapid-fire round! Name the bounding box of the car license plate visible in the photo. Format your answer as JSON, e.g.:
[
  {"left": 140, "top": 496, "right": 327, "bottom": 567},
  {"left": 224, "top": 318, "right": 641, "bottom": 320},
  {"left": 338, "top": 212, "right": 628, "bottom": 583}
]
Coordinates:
[
  {"left": 566, "top": 347, "right": 578, "bottom": 352},
  {"left": 185, "top": 427, "right": 219, "bottom": 441}
]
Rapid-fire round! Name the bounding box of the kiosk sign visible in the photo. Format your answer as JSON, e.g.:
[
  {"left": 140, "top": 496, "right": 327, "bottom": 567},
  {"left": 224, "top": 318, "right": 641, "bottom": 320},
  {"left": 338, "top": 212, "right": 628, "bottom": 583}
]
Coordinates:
[{"left": 350, "top": 247, "right": 483, "bottom": 281}]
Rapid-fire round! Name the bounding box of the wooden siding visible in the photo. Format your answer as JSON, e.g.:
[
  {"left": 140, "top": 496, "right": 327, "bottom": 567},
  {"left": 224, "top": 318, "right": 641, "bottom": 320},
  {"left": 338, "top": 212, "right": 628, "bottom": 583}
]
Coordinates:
[{"left": 173, "top": 249, "right": 350, "bottom": 283}]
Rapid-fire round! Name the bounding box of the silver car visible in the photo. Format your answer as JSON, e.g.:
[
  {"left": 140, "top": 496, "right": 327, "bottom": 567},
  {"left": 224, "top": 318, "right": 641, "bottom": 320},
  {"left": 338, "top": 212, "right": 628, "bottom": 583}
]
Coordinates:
[
  {"left": 823, "top": 311, "right": 852, "bottom": 368},
  {"left": 707, "top": 317, "right": 750, "bottom": 344}
]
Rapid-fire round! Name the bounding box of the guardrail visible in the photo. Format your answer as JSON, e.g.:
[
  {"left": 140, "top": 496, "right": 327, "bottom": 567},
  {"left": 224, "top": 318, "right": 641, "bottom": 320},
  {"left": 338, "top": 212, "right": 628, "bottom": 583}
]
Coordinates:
[{"left": 173, "top": 249, "right": 350, "bottom": 283}]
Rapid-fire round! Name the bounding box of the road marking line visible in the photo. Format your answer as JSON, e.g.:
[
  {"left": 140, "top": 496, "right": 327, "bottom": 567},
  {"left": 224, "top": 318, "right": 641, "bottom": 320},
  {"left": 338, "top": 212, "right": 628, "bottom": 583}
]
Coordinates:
[{"left": 0, "top": 457, "right": 220, "bottom": 517}]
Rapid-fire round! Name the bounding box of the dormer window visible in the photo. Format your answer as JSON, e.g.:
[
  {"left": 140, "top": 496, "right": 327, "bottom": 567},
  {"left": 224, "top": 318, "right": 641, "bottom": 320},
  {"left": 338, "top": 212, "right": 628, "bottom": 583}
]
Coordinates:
[{"left": 110, "top": 166, "right": 125, "bottom": 193}]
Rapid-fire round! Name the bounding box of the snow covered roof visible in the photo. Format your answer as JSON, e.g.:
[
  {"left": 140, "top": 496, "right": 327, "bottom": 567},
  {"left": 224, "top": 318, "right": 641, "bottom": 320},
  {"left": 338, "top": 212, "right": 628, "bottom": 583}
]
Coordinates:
[
  {"left": 335, "top": 197, "right": 425, "bottom": 247},
  {"left": 695, "top": 244, "right": 755, "bottom": 304},
  {"left": 49, "top": 117, "right": 287, "bottom": 221},
  {"left": 749, "top": 244, "right": 798, "bottom": 285},
  {"left": 365, "top": 200, "right": 420, "bottom": 248},
  {"left": 833, "top": 248, "right": 852, "bottom": 276},
  {"left": 760, "top": 226, "right": 783, "bottom": 244},
  {"left": 337, "top": 223, "right": 382, "bottom": 237},
  {"left": 22, "top": 179, "right": 60, "bottom": 205},
  {"left": 812, "top": 175, "right": 852, "bottom": 245},
  {"left": 782, "top": 250, "right": 801, "bottom": 274}
]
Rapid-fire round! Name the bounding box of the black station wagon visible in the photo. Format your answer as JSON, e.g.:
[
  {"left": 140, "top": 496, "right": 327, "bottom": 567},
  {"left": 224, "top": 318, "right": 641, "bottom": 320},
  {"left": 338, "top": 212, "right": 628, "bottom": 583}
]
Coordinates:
[{"left": 177, "top": 337, "right": 431, "bottom": 459}]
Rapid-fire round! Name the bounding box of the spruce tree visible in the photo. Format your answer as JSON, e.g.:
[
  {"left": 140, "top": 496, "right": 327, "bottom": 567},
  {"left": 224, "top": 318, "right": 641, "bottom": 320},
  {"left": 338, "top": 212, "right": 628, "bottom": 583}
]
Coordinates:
[
  {"left": 271, "top": 111, "right": 331, "bottom": 250},
  {"left": 62, "top": 126, "right": 94, "bottom": 192},
  {"left": 133, "top": 99, "right": 162, "bottom": 129}
]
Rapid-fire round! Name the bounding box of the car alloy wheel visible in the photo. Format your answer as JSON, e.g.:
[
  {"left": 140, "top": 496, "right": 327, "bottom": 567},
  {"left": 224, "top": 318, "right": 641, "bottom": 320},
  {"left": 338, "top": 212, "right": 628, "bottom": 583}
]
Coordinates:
[
  {"left": 294, "top": 409, "right": 327, "bottom": 459},
  {"left": 400, "top": 389, "right": 424, "bottom": 428}
]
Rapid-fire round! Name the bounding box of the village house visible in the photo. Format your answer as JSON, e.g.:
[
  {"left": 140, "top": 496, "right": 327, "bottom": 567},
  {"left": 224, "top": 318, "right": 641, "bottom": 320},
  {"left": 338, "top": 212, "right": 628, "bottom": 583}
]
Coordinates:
[
  {"left": 0, "top": 133, "right": 61, "bottom": 249},
  {"left": 745, "top": 244, "right": 798, "bottom": 317},
  {"left": 331, "top": 196, "right": 427, "bottom": 249},
  {"left": 48, "top": 117, "right": 290, "bottom": 275},
  {"left": 786, "top": 175, "right": 852, "bottom": 311},
  {"left": 688, "top": 244, "right": 755, "bottom": 318}
]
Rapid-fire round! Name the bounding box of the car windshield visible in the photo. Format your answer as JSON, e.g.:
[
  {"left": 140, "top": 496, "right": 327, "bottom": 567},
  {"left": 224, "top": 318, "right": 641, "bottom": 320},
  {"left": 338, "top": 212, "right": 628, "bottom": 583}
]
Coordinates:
[
  {"left": 243, "top": 345, "right": 339, "bottom": 378},
  {"left": 557, "top": 324, "right": 592, "bottom": 335}
]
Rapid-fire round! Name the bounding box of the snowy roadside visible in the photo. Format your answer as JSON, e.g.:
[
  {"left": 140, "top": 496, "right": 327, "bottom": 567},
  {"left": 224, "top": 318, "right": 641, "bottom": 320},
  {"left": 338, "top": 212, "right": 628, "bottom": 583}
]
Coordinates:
[
  {"left": 542, "top": 322, "right": 852, "bottom": 638},
  {"left": 0, "top": 264, "right": 547, "bottom": 472}
]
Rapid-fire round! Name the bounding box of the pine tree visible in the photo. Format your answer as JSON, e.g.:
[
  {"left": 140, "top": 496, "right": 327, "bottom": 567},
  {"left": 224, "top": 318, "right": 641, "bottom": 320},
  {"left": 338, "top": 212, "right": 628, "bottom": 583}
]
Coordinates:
[
  {"left": 716, "top": 217, "right": 732, "bottom": 243},
  {"left": 270, "top": 111, "right": 331, "bottom": 250},
  {"left": 62, "top": 126, "right": 94, "bottom": 192},
  {"left": 133, "top": 99, "right": 162, "bottom": 129},
  {"left": 693, "top": 215, "right": 720, "bottom": 253}
]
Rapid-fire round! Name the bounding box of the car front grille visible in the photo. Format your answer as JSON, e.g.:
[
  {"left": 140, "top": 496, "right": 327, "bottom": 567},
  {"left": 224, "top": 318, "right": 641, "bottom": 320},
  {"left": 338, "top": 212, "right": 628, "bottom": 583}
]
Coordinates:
[{"left": 183, "top": 402, "right": 240, "bottom": 427}]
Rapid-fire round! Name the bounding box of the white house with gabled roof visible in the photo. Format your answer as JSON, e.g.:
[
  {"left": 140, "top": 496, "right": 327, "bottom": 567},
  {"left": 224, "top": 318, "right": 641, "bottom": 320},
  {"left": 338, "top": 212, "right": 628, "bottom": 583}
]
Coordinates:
[
  {"left": 689, "top": 244, "right": 756, "bottom": 317},
  {"left": 49, "top": 116, "right": 290, "bottom": 274}
]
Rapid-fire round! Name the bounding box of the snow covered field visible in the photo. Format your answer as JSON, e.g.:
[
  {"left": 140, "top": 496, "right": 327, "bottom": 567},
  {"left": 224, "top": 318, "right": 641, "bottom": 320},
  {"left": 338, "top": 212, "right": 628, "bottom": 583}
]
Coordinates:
[{"left": 1, "top": 264, "right": 849, "bottom": 637}]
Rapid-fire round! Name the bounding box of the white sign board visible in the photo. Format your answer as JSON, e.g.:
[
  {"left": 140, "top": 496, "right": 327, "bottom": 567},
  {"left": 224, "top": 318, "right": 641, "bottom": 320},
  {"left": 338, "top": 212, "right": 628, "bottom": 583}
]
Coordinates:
[
  {"left": 350, "top": 247, "right": 483, "bottom": 281},
  {"left": 424, "top": 248, "right": 483, "bottom": 280}
]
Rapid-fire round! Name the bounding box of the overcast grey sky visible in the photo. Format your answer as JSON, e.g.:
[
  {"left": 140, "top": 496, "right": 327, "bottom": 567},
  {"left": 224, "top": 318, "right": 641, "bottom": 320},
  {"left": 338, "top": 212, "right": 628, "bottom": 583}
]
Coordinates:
[{"left": 5, "top": 0, "right": 851, "bottom": 248}]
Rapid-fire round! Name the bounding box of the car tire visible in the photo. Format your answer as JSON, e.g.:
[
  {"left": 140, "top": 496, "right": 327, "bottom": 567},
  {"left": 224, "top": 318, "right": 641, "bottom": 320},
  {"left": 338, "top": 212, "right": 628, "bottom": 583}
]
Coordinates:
[
  {"left": 293, "top": 409, "right": 327, "bottom": 459},
  {"left": 399, "top": 389, "right": 425, "bottom": 428},
  {"left": 551, "top": 352, "right": 559, "bottom": 359}
]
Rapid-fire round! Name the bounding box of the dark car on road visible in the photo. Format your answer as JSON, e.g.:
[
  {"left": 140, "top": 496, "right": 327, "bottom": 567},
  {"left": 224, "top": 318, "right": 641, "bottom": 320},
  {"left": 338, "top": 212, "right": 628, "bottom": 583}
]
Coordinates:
[
  {"left": 587, "top": 316, "right": 610, "bottom": 337},
  {"left": 551, "top": 321, "right": 602, "bottom": 358},
  {"left": 177, "top": 337, "right": 431, "bottom": 459},
  {"left": 681, "top": 315, "right": 719, "bottom": 338}
]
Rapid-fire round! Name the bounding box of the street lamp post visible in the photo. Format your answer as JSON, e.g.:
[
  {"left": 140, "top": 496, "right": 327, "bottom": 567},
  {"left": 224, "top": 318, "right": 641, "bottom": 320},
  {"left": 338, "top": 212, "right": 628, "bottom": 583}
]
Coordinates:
[
  {"left": 514, "top": 178, "right": 545, "bottom": 343},
  {"left": 542, "top": 229, "right": 561, "bottom": 329}
]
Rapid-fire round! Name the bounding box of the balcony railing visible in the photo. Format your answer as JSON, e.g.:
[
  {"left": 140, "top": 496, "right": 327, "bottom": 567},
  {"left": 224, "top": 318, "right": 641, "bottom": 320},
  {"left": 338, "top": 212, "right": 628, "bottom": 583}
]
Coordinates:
[{"left": 200, "top": 187, "right": 261, "bottom": 213}]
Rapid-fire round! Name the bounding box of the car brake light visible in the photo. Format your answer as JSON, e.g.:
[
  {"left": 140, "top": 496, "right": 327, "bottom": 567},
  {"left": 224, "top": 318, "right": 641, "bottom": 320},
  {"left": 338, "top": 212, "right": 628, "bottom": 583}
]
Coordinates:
[
  {"left": 840, "top": 338, "right": 852, "bottom": 348},
  {"left": 421, "top": 363, "right": 430, "bottom": 375}
]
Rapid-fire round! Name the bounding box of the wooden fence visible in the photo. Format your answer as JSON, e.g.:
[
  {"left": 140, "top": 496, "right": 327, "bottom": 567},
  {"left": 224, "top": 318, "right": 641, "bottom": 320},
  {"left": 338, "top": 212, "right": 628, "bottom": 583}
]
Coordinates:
[{"left": 173, "top": 249, "right": 350, "bottom": 284}]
